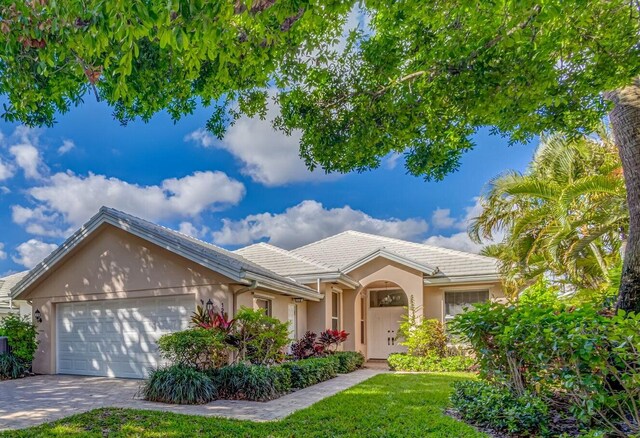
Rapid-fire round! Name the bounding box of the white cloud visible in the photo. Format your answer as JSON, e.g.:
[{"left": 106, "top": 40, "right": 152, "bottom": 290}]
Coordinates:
[
  {"left": 178, "top": 221, "right": 210, "bottom": 239},
  {"left": 384, "top": 153, "right": 402, "bottom": 170},
  {"left": 8, "top": 126, "right": 46, "bottom": 179},
  {"left": 57, "top": 140, "right": 75, "bottom": 155},
  {"left": 212, "top": 200, "right": 428, "bottom": 249},
  {"left": 0, "top": 243, "right": 6, "bottom": 260},
  {"left": 425, "top": 198, "right": 502, "bottom": 253},
  {"left": 14, "top": 171, "right": 245, "bottom": 236},
  {"left": 186, "top": 99, "right": 335, "bottom": 186},
  {"left": 12, "top": 239, "right": 58, "bottom": 268},
  {"left": 431, "top": 208, "right": 457, "bottom": 229},
  {"left": 0, "top": 159, "right": 14, "bottom": 181}
]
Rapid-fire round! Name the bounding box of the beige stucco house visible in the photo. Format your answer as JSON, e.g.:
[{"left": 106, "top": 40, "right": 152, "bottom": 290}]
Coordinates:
[
  {"left": 0, "top": 271, "right": 31, "bottom": 322},
  {"left": 9, "top": 207, "right": 504, "bottom": 379}
]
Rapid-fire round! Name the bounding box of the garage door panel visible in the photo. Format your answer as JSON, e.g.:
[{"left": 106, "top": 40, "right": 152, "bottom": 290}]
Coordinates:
[{"left": 57, "top": 295, "right": 193, "bottom": 378}]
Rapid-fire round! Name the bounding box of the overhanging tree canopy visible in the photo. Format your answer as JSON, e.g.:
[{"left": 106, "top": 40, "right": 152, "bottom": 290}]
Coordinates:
[{"left": 1, "top": 0, "right": 640, "bottom": 310}]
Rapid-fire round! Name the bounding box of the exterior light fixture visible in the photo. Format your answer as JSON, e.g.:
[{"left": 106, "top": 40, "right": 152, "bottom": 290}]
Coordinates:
[
  {"left": 293, "top": 298, "right": 304, "bottom": 303},
  {"left": 34, "top": 309, "right": 43, "bottom": 324},
  {"left": 205, "top": 299, "right": 214, "bottom": 312}
]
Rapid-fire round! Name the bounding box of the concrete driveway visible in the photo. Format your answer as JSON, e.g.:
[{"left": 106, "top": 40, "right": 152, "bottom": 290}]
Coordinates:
[{"left": 0, "top": 369, "right": 383, "bottom": 431}]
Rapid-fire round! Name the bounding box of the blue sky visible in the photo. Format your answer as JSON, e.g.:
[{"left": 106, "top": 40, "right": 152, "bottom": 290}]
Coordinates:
[{"left": 0, "top": 96, "right": 537, "bottom": 275}]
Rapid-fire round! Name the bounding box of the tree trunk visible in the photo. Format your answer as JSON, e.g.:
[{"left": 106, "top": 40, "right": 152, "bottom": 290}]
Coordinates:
[{"left": 607, "top": 79, "right": 640, "bottom": 313}]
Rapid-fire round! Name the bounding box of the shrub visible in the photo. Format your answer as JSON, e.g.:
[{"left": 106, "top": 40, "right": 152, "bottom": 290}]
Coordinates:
[
  {"left": 333, "top": 351, "right": 365, "bottom": 373},
  {"left": 141, "top": 365, "right": 217, "bottom": 404},
  {"left": 191, "top": 301, "right": 235, "bottom": 333},
  {"left": 451, "top": 380, "right": 550, "bottom": 436},
  {"left": 158, "top": 328, "right": 230, "bottom": 370},
  {"left": 211, "top": 363, "right": 291, "bottom": 401},
  {"left": 451, "top": 297, "right": 640, "bottom": 436},
  {"left": 290, "top": 330, "right": 350, "bottom": 360},
  {"left": 387, "top": 353, "right": 474, "bottom": 372},
  {"left": 397, "top": 297, "right": 447, "bottom": 358},
  {"left": 282, "top": 356, "right": 339, "bottom": 388},
  {"left": 317, "top": 329, "right": 349, "bottom": 353},
  {"left": 0, "top": 353, "right": 29, "bottom": 380},
  {"left": 230, "top": 307, "right": 290, "bottom": 365},
  {"left": 0, "top": 314, "right": 38, "bottom": 365}
]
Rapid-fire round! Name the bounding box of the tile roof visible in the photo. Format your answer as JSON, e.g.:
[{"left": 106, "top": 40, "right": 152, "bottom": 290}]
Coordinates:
[
  {"left": 292, "top": 230, "right": 499, "bottom": 278},
  {"left": 235, "top": 243, "right": 337, "bottom": 276},
  {"left": 12, "top": 207, "right": 320, "bottom": 300},
  {"left": 0, "top": 271, "right": 28, "bottom": 310}
]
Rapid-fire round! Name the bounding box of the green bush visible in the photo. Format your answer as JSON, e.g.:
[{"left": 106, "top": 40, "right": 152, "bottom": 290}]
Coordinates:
[
  {"left": 398, "top": 298, "right": 447, "bottom": 358},
  {"left": 333, "top": 351, "right": 365, "bottom": 373},
  {"left": 231, "top": 307, "right": 290, "bottom": 365},
  {"left": 282, "top": 356, "right": 339, "bottom": 388},
  {"left": 387, "top": 353, "right": 474, "bottom": 372},
  {"left": 211, "top": 363, "right": 291, "bottom": 401},
  {"left": 0, "top": 314, "right": 38, "bottom": 365},
  {"left": 158, "top": 328, "right": 229, "bottom": 370},
  {"left": 141, "top": 365, "right": 217, "bottom": 404},
  {"left": 451, "top": 380, "right": 550, "bottom": 436},
  {"left": 450, "top": 297, "right": 640, "bottom": 436},
  {"left": 0, "top": 353, "right": 29, "bottom": 379}
]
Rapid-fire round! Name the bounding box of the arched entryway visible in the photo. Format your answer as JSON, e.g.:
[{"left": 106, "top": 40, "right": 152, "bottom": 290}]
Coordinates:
[{"left": 361, "top": 281, "right": 408, "bottom": 359}]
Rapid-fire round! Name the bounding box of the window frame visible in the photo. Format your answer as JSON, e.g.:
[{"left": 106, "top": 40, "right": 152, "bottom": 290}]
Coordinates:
[
  {"left": 255, "top": 297, "right": 273, "bottom": 317},
  {"left": 331, "top": 290, "right": 341, "bottom": 331},
  {"left": 444, "top": 289, "right": 490, "bottom": 320}
]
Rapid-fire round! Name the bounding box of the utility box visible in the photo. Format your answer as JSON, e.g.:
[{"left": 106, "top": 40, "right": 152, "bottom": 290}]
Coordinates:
[{"left": 0, "top": 336, "right": 8, "bottom": 354}]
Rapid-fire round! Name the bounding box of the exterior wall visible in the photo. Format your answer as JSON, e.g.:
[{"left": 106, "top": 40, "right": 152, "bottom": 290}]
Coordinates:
[
  {"left": 423, "top": 282, "right": 506, "bottom": 321},
  {"left": 234, "top": 289, "right": 309, "bottom": 339},
  {"left": 22, "top": 225, "right": 234, "bottom": 375},
  {"left": 346, "top": 258, "right": 425, "bottom": 357}
]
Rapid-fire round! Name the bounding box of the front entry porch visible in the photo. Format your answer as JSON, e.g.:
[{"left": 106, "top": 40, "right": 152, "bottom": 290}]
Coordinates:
[{"left": 361, "top": 282, "right": 408, "bottom": 360}]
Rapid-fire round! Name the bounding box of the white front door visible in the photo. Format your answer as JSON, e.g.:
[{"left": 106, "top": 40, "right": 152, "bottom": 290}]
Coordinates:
[
  {"left": 367, "top": 307, "right": 407, "bottom": 359},
  {"left": 56, "top": 295, "right": 193, "bottom": 379}
]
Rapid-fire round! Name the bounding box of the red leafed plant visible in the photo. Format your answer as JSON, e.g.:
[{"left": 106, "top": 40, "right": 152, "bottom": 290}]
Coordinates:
[
  {"left": 191, "top": 301, "right": 235, "bottom": 333},
  {"left": 291, "top": 329, "right": 349, "bottom": 359},
  {"left": 318, "top": 329, "right": 349, "bottom": 352}
]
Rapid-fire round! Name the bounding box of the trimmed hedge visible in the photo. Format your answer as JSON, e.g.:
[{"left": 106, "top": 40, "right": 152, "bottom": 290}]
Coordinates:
[
  {"left": 282, "top": 355, "right": 339, "bottom": 389},
  {"left": 141, "top": 365, "right": 217, "bottom": 405},
  {"left": 210, "top": 363, "right": 292, "bottom": 401},
  {"left": 451, "top": 380, "right": 549, "bottom": 436},
  {"left": 387, "top": 353, "right": 475, "bottom": 372},
  {"left": 333, "top": 351, "right": 365, "bottom": 373}
]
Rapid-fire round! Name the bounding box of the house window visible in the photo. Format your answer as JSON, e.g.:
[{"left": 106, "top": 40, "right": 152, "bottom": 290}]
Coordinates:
[
  {"left": 360, "top": 294, "right": 366, "bottom": 344},
  {"left": 444, "top": 290, "right": 489, "bottom": 320},
  {"left": 255, "top": 297, "right": 272, "bottom": 317},
  {"left": 369, "top": 289, "right": 408, "bottom": 307},
  {"left": 331, "top": 291, "right": 340, "bottom": 330}
]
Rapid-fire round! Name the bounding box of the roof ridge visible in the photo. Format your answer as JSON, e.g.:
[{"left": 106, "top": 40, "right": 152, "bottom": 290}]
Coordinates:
[
  {"left": 291, "top": 230, "right": 354, "bottom": 252},
  {"left": 239, "top": 242, "right": 338, "bottom": 271},
  {"left": 343, "top": 229, "right": 496, "bottom": 262}
]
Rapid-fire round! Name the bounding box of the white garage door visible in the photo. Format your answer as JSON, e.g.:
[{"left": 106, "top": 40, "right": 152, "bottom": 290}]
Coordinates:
[{"left": 57, "top": 295, "right": 194, "bottom": 379}]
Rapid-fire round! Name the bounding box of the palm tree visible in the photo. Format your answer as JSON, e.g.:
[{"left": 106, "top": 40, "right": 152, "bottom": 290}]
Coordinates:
[{"left": 470, "top": 124, "right": 628, "bottom": 295}]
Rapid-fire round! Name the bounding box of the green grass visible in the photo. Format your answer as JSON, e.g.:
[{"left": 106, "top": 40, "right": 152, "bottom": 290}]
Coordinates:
[{"left": 2, "top": 373, "right": 487, "bottom": 437}]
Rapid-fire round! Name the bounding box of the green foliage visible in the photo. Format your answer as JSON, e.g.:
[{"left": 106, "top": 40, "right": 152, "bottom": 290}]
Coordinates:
[
  {"left": 0, "top": 314, "right": 38, "bottom": 365},
  {"left": 470, "top": 128, "right": 627, "bottom": 295},
  {"left": 211, "top": 363, "right": 291, "bottom": 401},
  {"left": 387, "top": 354, "right": 474, "bottom": 373},
  {"left": 281, "top": 356, "right": 339, "bottom": 389},
  {"left": 3, "top": 3, "right": 638, "bottom": 183},
  {"left": 141, "top": 365, "right": 217, "bottom": 405},
  {"left": 333, "top": 351, "right": 364, "bottom": 373},
  {"left": 0, "top": 353, "right": 29, "bottom": 380},
  {"left": 451, "top": 298, "right": 640, "bottom": 436},
  {"left": 451, "top": 380, "right": 549, "bottom": 436},
  {"left": 397, "top": 299, "right": 447, "bottom": 358},
  {"left": 157, "top": 328, "right": 230, "bottom": 370},
  {"left": 231, "top": 307, "right": 290, "bottom": 365}
]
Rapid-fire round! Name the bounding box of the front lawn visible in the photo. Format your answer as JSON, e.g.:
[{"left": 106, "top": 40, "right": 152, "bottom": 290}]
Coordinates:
[{"left": 1, "top": 373, "right": 486, "bottom": 437}]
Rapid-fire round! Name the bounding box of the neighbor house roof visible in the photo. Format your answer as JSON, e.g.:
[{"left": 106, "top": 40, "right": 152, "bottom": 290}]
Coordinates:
[
  {"left": 292, "top": 230, "right": 500, "bottom": 283},
  {"left": 11, "top": 207, "right": 322, "bottom": 301},
  {"left": 0, "top": 271, "right": 28, "bottom": 312}
]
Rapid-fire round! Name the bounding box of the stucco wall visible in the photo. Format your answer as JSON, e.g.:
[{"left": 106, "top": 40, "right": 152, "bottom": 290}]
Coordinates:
[
  {"left": 24, "top": 225, "right": 235, "bottom": 374},
  {"left": 423, "top": 282, "right": 505, "bottom": 321}
]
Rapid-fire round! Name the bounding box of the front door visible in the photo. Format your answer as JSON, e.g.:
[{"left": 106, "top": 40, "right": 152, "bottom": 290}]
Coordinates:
[{"left": 368, "top": 306, "right": 406, "bottom": 359}]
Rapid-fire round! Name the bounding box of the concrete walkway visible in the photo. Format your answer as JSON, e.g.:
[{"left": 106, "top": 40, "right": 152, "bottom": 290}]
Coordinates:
[{"left": 0, "top": 368, "right": 384, "bottom": 431}]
